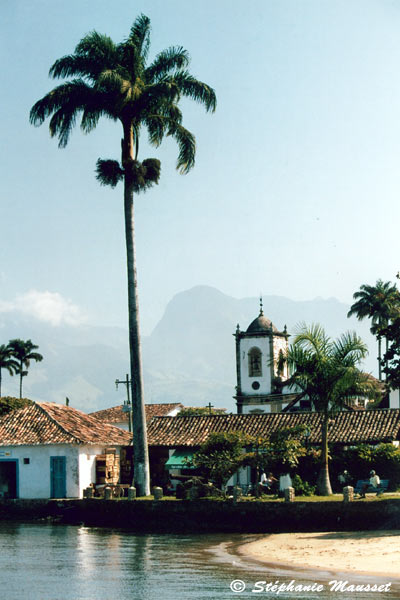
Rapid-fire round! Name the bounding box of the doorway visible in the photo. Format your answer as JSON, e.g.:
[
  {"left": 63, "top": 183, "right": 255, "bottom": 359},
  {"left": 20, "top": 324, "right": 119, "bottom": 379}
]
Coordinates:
[
  {"left": 50, "top": 456, "right": 66, "bottom": 498},
  {"left": 0, "top": 460, "right": 18, "bottom": 498}
]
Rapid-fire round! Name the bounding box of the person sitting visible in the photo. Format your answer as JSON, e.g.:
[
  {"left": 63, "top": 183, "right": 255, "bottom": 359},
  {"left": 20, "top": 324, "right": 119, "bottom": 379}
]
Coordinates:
[
  {"left": 360, "top": 470, "right": 380, "bottom": 498},
  {"left": 259, "top": 471, "right": 278, "bottom": 494}
]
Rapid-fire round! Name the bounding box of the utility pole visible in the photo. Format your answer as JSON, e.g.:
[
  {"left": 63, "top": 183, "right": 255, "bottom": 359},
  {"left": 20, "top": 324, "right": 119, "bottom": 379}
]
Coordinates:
[{"left": 115, "top": 374, "right": 132, "bottom": 432}]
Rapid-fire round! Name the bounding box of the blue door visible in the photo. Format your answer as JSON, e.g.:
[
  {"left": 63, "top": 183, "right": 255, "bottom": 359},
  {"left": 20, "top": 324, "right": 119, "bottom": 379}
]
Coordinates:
[{"left": 50, "top": 456, "right": 66, "bottom": 498}]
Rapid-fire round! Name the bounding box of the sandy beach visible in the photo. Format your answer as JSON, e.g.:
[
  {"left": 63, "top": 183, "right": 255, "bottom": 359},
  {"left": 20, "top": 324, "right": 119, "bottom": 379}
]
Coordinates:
[{"left": 240, "top": 531, "right": 400, "bottom": 577}]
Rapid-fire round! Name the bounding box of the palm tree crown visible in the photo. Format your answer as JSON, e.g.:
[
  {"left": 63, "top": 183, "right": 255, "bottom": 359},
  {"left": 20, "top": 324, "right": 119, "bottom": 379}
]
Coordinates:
[
  {"left": 7, "top": 339, "right": 43, "bottom": 399},
  {"left": 348, "top": 280, "right": 400, "bottom": 380},
  {"left": 286, "top": 323, "right": 370, "bottom": 495},
  {"left": 0, "top": 345, "right": 19, "bottom": 397},
  {"left": 30, "top": 14, "right": 216, "bottom": 175}
]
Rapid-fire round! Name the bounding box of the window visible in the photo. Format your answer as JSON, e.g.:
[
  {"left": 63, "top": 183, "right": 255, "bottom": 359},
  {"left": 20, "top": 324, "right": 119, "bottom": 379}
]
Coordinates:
[
  {"left": 248, "top": 347, "right": 262, "bottom": 377},
  {"left": 23, "top": 458, "right": 30, "bottom": 465}
]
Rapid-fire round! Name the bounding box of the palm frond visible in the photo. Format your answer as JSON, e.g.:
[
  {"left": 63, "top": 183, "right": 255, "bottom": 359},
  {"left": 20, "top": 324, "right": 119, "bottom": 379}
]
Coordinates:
[
  {"left": 293, "top": 322, "right": 329, "bottom": 358},
  {"left": 168, "top": 122, "right": 196, "bottom": 174},
  {"left": 75, "top": 31, "right": 119, "bottom": 64},
  {"left": 142, "top": 158, "right": 161, "bottom": 184},
  {"left": 126, "top": 159, "right": 161, "bottom": 193},
  {"left": 332, "top": 331, "right": 368, "bottom": 366},
  {"left": 172, "top": 71, "right": 217, "bottom": 112},
  {"left": 127, "top": 14, "right": 151, "bottom": 62},
  {"left": 95, "top": 159, "right": 124, "bottom": 187},
  {"left": 145, "top": 46, "right": 190, "bottom": 82}
]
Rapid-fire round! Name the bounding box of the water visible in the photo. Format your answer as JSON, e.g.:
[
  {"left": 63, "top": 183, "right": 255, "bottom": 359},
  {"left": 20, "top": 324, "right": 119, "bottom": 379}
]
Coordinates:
[{"left": 0, "top": 522, "right": 398, "bottom": 600}]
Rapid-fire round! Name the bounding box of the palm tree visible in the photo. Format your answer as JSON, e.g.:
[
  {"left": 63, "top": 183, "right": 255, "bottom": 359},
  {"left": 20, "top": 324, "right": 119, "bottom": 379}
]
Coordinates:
[
  {"left": 0, "top": 345, "right": 19, "bottom": 397},
  {"left": 29, "top": 15, "right": 216, "bottom": 495},
  {"left": 285, "top": 324, "right": 370, "bottom": 495},
  {"left": 7, "top": 339, "right": 43, "bottom": 399},
  {"left": 347, "top": 280, "right": 400, "bottom": 380}
]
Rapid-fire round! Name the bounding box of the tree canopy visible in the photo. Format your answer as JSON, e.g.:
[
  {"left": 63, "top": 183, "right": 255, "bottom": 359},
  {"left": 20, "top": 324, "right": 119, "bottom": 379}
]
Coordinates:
[{"left": 285, "top": 323, "right": 372, "bottom": 495}]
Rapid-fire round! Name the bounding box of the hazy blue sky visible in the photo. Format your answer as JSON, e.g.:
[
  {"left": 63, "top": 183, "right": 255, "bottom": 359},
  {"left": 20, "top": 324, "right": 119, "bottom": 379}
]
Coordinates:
[{"left": 2, "top": 0, "right": 400, "bottom": 334}]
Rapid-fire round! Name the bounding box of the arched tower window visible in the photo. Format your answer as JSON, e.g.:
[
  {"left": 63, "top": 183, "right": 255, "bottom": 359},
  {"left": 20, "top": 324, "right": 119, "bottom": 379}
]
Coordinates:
[{"left": 248, "top": 347, "right": 262, "bottom": 377}]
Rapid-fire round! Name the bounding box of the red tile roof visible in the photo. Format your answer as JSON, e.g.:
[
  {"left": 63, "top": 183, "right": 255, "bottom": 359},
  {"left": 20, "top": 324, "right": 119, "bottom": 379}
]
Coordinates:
[
  {"left": 147, "top": 409, "right": 400, "bottom": 447},
  {"left": 90, "top": 403, "right": 183, "bottom": 424},
  {"left": 0, "top": 402, "right": 132, "bottom": 446}
]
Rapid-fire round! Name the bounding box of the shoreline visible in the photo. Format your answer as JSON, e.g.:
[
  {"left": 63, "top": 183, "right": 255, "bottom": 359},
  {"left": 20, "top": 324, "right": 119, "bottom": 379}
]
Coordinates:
[{"left": 237, "top": 530, "right": 400, "bottom": 579}]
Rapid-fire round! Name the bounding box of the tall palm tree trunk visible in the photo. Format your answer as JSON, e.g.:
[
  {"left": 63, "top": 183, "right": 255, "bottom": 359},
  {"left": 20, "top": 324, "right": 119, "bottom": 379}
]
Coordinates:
[
  {"left": 19, "top": 360, "right": 23, "bottom": 399},
  {"left": 317, "top": 411, "right": 332, "bottom": 495},
  {"left": 378, "top": 335, "right": 382, "bottom": 381},
  {"left": 122, "top": 122, "right": 150, "bottom": 496}
]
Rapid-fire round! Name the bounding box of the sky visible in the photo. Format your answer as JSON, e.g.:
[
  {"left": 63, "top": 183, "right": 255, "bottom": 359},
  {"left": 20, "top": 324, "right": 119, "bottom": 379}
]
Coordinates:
[{"left": 2, "top": 0, "right": 400, "bottom": 335}]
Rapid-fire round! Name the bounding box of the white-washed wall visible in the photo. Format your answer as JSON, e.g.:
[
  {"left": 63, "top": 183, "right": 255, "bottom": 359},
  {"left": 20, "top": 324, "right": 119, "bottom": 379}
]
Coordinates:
[
  {"left": 389, "top": 389, "right": 400, "bottom": 409},
  {"left": 240, "top": 337, "right": 272, "bottom": 394},
  {"left": 77, "top": 445, "right": 107, "bottom": 497},
  {"left": 0, "top": 445, "right": 79, "bottom": 499}
]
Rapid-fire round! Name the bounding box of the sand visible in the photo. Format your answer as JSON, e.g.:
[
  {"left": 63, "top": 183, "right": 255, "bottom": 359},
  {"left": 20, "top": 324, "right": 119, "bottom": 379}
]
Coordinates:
[{"left": 240, "top": 531, "right": 400, "bottom": 577}]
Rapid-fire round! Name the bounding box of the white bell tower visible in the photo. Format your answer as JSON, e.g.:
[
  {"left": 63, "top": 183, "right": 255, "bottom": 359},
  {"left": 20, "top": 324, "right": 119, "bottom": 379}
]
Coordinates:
[{"left": 234, "top": 299, "right": 291, "bottom": 414}]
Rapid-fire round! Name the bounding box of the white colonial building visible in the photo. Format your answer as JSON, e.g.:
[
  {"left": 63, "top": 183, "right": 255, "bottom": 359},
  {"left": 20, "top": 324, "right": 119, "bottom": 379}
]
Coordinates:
[
  {"left": 0, "top": 401, "right": 131, "bottom": 499},
  {"left": 234, "top": 302, "right": 303, "bottom": 414}
]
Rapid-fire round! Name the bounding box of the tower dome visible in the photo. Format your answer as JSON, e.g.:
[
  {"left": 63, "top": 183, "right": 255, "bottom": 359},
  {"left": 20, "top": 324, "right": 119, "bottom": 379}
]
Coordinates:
[{"left": 246, "top": 298, "right": 278, "bottom": 334}]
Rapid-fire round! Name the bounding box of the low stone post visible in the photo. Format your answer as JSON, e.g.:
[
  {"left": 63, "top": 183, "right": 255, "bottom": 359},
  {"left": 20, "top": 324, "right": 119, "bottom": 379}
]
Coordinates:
[
  {"left": 233, "top": 485, "right": 242, "bottom": 503},
  {"left": 284, "top": 487, "right": 295, "bottom": 502},
  {"left": 188, "top": 486, "right": 200, "bottom": 500},
  {"left": 343, "top": 486, "right": 354, "bottom": 502},
  {"left": 128, "top": 486, "right": 136, "bottom": 500},
  {"left": 153, "top": 486, "right": 163, "bottom": 500},
  {"left": 104, "top": 486, "right": 112, "bottom": 500},
  {"left": 84, "top": 486, "right": 94, "bottom": 499}
]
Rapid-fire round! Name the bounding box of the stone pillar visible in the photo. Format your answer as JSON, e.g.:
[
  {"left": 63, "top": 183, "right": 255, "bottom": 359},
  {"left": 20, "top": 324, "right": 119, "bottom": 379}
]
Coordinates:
[
  {"left": 104, "top": 486, "right": 112, "bottom": 500},
  {"left": 153, "top": 486, "right": 163, "bottom": 500},
  {"left": 84, "top": 486, "right": 94, "bottom": 499},
  {"left": 343, "top": 486, "right": 354, "bottom": 502},
  {"left": 284, "top": 487, "right": 295, "bottom": 502},
  {"left": 128, "top": 486, "right": 136, "bottom": 500},
  {"left": 188, "top": 486, "right": 200, "bottom": 500},
  {"left": 233, "top": 485, "right": 242, "bottom": 503}
]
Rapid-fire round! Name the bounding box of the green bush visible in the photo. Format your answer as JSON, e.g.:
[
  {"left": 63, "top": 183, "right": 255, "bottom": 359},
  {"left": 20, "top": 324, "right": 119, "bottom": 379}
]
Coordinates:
[
  {"left": 0, "top": 397, "right": 32, "bottom": 416},
  {"left": 292, "top": 474, "right": 316, "bottom": 496}
]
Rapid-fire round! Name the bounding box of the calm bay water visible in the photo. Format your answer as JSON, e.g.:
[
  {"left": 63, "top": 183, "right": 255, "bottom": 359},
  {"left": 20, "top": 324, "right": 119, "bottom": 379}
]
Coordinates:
[{"left": 0, "top": 522, "right": 398, "bottom": 600}]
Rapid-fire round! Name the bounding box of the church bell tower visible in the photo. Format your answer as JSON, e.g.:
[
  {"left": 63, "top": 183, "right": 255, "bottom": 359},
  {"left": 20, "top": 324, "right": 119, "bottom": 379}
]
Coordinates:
[{"left": 234, "top": 299, "right": 291, "bottom": 414}]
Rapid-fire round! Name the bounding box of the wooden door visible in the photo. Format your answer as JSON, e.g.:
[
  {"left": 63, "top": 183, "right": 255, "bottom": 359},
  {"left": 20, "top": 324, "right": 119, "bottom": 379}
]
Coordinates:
[{"left": 50, "top": 456, "right": 66, "bottom": 498}]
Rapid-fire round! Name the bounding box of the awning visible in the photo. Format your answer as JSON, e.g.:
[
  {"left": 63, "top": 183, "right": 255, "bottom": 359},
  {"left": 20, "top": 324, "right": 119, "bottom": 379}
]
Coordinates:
[{"left": 165, "top": 449, "right": 195, "bottom": 470}]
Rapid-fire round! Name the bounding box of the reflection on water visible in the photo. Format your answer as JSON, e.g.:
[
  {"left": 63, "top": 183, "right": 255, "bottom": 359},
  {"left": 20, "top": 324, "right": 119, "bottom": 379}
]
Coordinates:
[{"left": 0, "top": 522, "right": 398, "bottom": 600}]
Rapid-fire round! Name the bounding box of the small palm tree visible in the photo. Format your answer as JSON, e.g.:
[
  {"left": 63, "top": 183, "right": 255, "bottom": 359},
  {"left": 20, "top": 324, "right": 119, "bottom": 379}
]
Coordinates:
[
  {"left": 285, "top": 324, "right": 371, "bottom": 495},
  {"left": 348, "top": 280, "right": 400, "bottom": 380},
  {"left": 30, "top": 15, "right": 216, "bottom": 495},
  {"left": 0, "top": 345, "right": 19, "bottom": 397},
  {"left": 7, "top": 339, "right": 43, "bottom": 398}
]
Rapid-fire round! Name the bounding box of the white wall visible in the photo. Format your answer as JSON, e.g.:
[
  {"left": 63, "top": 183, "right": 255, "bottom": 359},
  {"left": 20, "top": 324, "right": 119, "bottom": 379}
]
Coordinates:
[
  {"left": 77, "top": 445, "right": 107, "bottom": 498},
  {"left": 389, "top": 389, "right": 400, "bottom": 409},
  {"left": 240, "top": 337, "right": 272, "bottom": 394}
]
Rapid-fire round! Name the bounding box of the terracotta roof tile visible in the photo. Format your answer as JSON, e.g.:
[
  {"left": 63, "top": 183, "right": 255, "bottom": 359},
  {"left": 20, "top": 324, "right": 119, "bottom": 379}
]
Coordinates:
[
  {"left": 147, "top": 409, "right": 400, "bottom": 447},
  {"left": 90, "top": 403, "right": 183, "bottom": 424},
  {"left": 0, "top": 402, "right": 132, "bottom": 447}
]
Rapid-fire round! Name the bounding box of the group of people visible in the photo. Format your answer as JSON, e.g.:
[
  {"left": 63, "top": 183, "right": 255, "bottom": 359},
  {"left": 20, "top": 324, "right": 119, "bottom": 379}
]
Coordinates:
[
  {"left": 259, "top": 468, "right": 382, "bottom": 497},
  {"left": 339, "top": 468, "right": 381, "bottom": 497}
]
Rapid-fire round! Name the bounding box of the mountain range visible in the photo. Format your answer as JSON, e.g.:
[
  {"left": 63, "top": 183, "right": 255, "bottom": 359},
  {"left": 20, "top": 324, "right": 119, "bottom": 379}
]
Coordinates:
[{"left": 0, "top": 286, "right": 377, "bottom": 413}]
